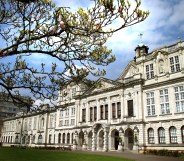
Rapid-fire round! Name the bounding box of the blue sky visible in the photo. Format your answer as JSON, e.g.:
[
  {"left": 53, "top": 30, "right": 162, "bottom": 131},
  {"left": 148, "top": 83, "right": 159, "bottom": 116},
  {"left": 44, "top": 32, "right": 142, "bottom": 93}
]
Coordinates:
[
  {"left": 1, "top": 0, "right": 184, "bottom": 81},
  {"left": 53, "top": 0, "right": 184, "bottom": 80}
]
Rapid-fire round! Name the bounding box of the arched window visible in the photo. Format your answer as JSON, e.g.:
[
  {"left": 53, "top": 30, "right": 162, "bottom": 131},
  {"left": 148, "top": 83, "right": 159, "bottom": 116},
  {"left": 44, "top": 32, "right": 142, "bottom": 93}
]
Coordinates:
[
  {"left": 38, "top": 135, "right": 43, "bottom": 144},
  {"left": 181, "top": 126, "right": 184, "bottom": 143},
  {"left": 148, "top": 128, "right": 154, "bottom": 144},
  {"left": 63, "top": 133, "right": 65, "bottom": 144},
  {"left": 170, "top": 126, "right": 177, "bottom": 143},
  {"left": 58, "top": 133, "right": 61, "bottom": 144},
  {"left": 158, "top": 127, "right": 165, "bottom": 144},
  {"left": 67, "top": 133, "right": 70, "bottom": 144}
]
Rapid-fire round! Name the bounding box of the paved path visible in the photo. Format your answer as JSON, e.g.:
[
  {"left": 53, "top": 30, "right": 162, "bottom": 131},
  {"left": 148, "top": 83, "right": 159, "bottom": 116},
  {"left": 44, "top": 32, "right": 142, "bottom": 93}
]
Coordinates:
[{"left": 71, "top": 150, "right": 183, "bottom": 161}]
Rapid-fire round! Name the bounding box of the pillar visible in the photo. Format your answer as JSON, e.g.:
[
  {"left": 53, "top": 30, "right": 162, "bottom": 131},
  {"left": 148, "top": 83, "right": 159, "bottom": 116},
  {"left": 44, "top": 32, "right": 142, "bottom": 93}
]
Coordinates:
[
  {"left": 103, "top": 128, "right": 108, "bottom": 152},
  {"left": 92, "top": 129, "right": 96, "bottom": 151}
]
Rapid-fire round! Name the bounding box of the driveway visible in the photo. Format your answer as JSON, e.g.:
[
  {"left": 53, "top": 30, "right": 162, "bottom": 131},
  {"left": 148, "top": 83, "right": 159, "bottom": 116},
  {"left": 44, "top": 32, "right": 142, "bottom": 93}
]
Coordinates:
[{"left": 71, "top": 150, "right": 183, "bottom": 161}]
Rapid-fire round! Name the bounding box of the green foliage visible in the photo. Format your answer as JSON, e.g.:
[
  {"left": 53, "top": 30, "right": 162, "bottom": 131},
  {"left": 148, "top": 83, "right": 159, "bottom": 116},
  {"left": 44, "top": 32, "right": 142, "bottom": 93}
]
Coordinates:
[{"left": 0, "top": 0, "right": 149, "bottom": 108}]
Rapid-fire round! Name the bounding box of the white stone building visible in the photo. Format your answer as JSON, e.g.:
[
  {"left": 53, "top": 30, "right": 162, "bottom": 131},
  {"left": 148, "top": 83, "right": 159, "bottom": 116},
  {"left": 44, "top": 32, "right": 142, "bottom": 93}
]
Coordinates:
[{"left": 1, "top": 41, "right": 184, "bottom": 151}]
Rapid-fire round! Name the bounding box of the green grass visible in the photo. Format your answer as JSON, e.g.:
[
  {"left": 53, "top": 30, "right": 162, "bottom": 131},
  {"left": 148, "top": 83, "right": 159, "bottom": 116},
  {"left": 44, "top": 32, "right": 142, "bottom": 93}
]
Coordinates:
[{"left": 0, "top": 147, "right": 133, "bottom": 161}]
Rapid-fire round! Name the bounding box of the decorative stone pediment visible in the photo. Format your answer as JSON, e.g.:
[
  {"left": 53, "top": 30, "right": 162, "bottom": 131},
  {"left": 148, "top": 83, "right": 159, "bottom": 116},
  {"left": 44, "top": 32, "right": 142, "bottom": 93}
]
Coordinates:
[
  {"left": 118, "top": 61, "right": 139, "bottom": 80},
  {"left": 85, "top": 77, "right": 120, "bottom": 94}
]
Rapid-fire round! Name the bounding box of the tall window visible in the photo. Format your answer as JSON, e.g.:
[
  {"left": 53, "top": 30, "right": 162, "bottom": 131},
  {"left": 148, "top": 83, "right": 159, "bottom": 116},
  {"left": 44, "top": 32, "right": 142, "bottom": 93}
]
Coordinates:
[
  {"left": 67, "top": 133, "right": 70, "bottom": 144},
  {"left": 146, "top": 92, "right": 155, "bottom": 116},
  {"left": 112, "top": 103, "right": 116, "bottom": 119},
  {"left": 71, "top": 119, "right": 75, "bottom": 125},
  {"left": 169, "top": 126, "right": 177, "bottom": 143},
  {"left": 58, "top": 133, "right": 61, "bottom": 144},
  {"left": 94, "top": 106, "right": 97, "bottom": 121},
  {"left": 175, "top": 86, "right": 184, "bottom": 112},
  {"left": 148, "top": 128, "right": 154, "bottom": 144},
  {"left": 146, "top": 64, "right": 154, "bottom": 79},
  {"left": 90, "top": 107, "right": 93, "bottom": 121},
  {"left": 100, "top": 105, "right": 104, "bottom": 119},
  {"left": 49, "top": 134, "right": 52, "bottom": 144},
  {"left": 63, "top": 133, "right": 65, "bottom": 144},
  {"left": 82, "top": 109, "right": 86, "bottom": 122},
  {"left": 127, "top": 100, "right": 134, "bottom": 117},
  {"left": 60, "top": 110, "right": 63, "bottom": 118},
  {"left": 158, "top": 127, "right": 165, "bottom": 144},
  {"left": 181, "top": 126, "right": 184, "bottom": 143},
  {"left": 105, "top": 105, "right": 108, "bottom": 119},
  {"left": 160, "top": 89, "right": 170, "bottom": 114},
  {"left": 71, "top": 107, "right": 75, "bottom": 115},
  {"left": 117, "top": 102, "right": 121, "bottom": 118},
  {"left": 50, "top": 116, "right": 53, "bottom": 128},
  {"left": 170, "top": 55, "right": 180, "bottom": 73}
]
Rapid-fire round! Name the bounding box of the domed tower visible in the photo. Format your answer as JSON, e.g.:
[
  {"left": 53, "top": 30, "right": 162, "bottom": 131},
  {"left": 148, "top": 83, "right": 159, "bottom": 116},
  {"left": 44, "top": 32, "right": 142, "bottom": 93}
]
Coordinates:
[{"left": 134, "top": 34, "right": 149, "bottom": 62}]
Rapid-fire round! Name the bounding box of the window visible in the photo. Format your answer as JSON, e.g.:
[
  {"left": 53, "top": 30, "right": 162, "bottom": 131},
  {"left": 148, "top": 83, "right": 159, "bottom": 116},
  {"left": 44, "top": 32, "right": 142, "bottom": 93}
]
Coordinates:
[
  {"left": 181, "top": 126, "right": 184, "bottom": 143},
  {"left": 170, "top": 55, "right": 180, "bottom": 73},
  {"left": 117, "top": 102, "right": 121, "bottom": 118},
  {"left": 65, "top": 120, "right": 69, "bottom": 126},
  {"left": 94, "top": 106, "right": 97, "bottom": 121},
  {"left": 71, "top": 119, "right": 75, "bottom": 125},
  {"left": 90, "top": 107, "right": 93, "bottom": 121},
  {"left": 24, "top": 119, "right": 27, "bottom": 131},
  {"left": 158, "top": 127, "right": 165, "bottom": 144},
  {"left": 59, "top": 120, "right": 63, "bottom": 127},
  {"left": 169, "top": 126, "right": 177, "bottom": 143},
  {"left": 175, "top": 86, "right": 184, "bottom": 112},
  {"left": 67, "top": 133, "right": 70, "bottom": 144},
  {"left": 146, "top": 64, "right": 154, "bottom": 79},
  {"left": 63, "top": 133, "right": 65, "bottom": 144},
  {"left": 82, "top": 109, "right": 86, "bottom": 122},
  {"left": 58, "top": 133, "right": 61, "bottom": 144},
  {"left": 60, "top": 110, "right": 63, "bottom": 118},
  {"left": 71, "top": 107, "right": 75, "bottom": 115},
  {"left": 105, "top": 104, "right": 108, "bottom": 119},
  {"left": 100, "top": 105, "right": 104, "bottom": 119},
  {"left": 49, "top": 134, "right": 52, "bottom": 144},
  {"left": 148, "top": 128, "right": 154, "bottom": 144},
  {"left": 128, "top": 100, "right": 134, "bottom": 117},
  {"left": 38, "top": 135, "right": 43, "bottom": 144},
  {"left": 146, "top": 92, "right": 155, "bottom": 116},
  {"left": 65, "top": 109, "right": 69, "bottom": 117},
  {"left": 112, "top": 103, "right": 116, "bottom": 119},
  {"left": 160, "top": 89, "right": 170, "bottom": 114}
]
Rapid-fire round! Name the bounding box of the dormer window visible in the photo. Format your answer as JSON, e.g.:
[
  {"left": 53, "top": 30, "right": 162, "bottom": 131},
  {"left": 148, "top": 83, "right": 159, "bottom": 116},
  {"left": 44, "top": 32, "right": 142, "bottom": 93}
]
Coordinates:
[
  {"left": 146, "top": 64, "right": 154, "bottom": 79},
  {"left": 170, "top": 55, "right": 180, "bottom": 73}
]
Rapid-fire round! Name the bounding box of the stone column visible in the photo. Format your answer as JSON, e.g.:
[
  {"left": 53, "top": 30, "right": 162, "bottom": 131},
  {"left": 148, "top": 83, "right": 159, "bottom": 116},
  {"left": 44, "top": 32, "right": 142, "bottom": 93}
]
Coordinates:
[
  {"left": 133, "top": 129, "right": 139, "bottom": 151},
  {"left": 92, "top": 129, "right": 96, "bottom": 151},
  {"left": 103, "top": 128, "right": 108, "bottom": 152},
  {"left": 70, "top": 133, "right": 72, "bottom": 144},
  {"left": 82, "top": 132, "right": 88, "bottom": 150},
  {"left": 118, "top": 130, "right": 124, "bottom": 151}
]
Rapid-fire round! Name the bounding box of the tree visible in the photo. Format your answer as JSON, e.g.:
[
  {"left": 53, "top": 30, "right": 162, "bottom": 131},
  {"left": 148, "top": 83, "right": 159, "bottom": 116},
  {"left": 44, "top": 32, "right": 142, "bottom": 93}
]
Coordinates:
[{"left": 0, "top": 0, "right": 149, "bottom": 110}]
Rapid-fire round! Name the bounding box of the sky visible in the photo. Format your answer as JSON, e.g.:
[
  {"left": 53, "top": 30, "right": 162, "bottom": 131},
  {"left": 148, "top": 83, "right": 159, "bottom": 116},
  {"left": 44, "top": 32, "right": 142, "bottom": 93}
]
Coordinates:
[
  {"left": 52, "top": 0, "right": 184, "bottom": 80},
  {"left": 1, "top": 0, "right": 184, "bottom": 81}
]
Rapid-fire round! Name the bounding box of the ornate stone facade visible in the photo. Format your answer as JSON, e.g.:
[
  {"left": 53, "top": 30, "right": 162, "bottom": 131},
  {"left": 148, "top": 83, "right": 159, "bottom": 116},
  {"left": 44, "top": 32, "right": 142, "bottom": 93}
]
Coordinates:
[{"left": 1, "top": 41, "right": 184, "bottom": 151}]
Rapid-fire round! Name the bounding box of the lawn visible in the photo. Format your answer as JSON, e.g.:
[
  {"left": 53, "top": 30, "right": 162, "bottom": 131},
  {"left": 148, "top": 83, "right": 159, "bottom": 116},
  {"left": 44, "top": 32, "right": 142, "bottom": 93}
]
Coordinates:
[{"left": 0, "top": 148, "right": 133, "bottom": 161}]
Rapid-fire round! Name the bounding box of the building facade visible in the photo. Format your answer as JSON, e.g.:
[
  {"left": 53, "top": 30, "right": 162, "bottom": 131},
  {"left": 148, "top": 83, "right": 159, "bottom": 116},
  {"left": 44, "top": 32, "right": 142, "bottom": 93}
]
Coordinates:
[{"left": 1, "top": 41, "right": 184, "bottom": 151}]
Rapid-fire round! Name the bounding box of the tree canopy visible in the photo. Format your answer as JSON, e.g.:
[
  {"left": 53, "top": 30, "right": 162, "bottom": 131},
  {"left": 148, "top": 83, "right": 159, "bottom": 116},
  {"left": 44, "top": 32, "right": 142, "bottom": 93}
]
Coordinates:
[{"left": 0, "top": 0, "right": 149, "bottom": 110}]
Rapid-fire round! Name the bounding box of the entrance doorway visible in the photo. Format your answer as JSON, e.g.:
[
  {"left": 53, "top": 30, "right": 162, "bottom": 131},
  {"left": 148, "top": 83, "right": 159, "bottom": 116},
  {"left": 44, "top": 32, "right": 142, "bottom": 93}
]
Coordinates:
[{"left": 125, "top": 128, "right": 134, "bottom": 150}]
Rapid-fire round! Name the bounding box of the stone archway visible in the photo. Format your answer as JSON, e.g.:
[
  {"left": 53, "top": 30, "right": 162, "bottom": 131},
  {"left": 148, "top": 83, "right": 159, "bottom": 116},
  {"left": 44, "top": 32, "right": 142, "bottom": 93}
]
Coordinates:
[
  {"left": 124, "top": 128, "right": 134, "bottom": 150},
  {"left": 110, "top": 129, "right": 119, "bottom": 150},
  {"left": 78, "top": 131, "right": 84, "bottom": 147},
  {"left": 97, "top": 130, "right": 104, "bottom": 150}
]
